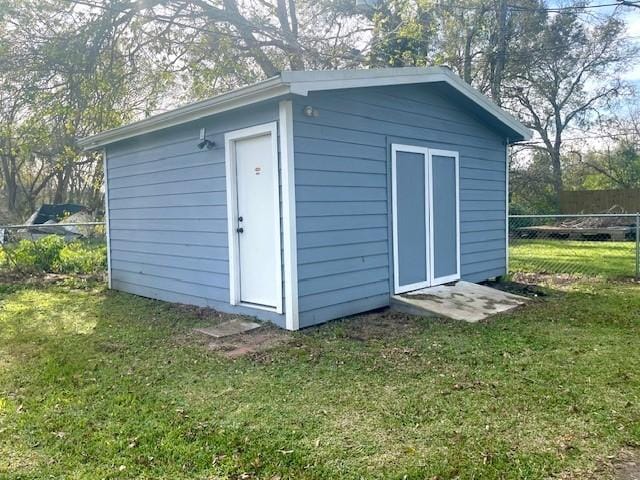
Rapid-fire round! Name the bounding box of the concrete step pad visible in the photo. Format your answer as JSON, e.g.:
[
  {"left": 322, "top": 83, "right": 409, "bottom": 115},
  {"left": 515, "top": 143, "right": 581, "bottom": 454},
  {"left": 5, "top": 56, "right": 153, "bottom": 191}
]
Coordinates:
[{"left": 391, "top": 281, "right": 526, "bottom": 323}]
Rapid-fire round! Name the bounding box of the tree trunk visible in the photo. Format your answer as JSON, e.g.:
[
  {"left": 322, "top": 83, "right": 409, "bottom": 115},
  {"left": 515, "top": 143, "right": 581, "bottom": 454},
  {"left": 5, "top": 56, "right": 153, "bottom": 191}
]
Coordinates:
[
  {"left": 1, "top": 157, "right": 19, "bottom": 214},
  {"left": 550, "top": 148, "right": 564, "bottom": 208},
  {"left": 463, "top": 27, "right": 474, "bottom": 84},
  {"left": 52, "top": 166, "right": 71, "bottom": 204},
  {"left": 490, "top": 0, "right": 508, "bottom": 105}
]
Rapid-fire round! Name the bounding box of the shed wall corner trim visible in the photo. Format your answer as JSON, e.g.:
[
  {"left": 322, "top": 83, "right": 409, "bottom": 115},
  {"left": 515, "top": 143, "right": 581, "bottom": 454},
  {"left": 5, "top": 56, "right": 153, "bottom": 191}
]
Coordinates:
[
  {"left": 279, "top": 100, "right": 299, "bottom": 331},
  {"left": 505, "top": 139, "right": 510, "bottom": 275},
  {"left": 102, "top": 148, "right": 112, "bottom": 289}
]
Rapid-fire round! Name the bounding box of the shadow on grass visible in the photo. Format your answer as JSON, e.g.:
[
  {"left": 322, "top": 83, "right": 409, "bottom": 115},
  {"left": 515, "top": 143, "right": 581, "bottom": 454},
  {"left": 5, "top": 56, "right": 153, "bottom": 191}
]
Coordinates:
[{"left": 0, "top": 283, "right": 333, "bottom": 478}]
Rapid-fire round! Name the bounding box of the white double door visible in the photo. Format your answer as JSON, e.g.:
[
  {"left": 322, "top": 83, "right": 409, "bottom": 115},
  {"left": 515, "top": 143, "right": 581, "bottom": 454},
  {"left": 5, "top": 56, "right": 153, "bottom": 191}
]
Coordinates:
[{"left": 391, "top": 144, "right": 460, "bottom": 294}]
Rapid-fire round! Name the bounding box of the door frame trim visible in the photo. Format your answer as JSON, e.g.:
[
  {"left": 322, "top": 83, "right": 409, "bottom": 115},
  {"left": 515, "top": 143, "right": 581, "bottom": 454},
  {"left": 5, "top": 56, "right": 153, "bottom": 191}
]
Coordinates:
[
  {"left": 391, "top": 144, "right": 461, "bottom": 294},
  {"left": 278, "top": 100, "right": 299, "bottom": 330},
  {"left": 224, "top": 122, "right": 283, "bottom": 313},
  {"left": 428, "top": 149, "right": 461, "bottom": 285},
  {"left": 391, "top": 144, "right": 431, "bottom": 294}
]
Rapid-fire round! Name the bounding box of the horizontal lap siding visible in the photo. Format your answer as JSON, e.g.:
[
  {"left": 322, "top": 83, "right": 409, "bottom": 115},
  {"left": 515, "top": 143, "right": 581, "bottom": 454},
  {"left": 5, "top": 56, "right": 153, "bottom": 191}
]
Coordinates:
[
  {"left": 294, "top": 85, "right": 507, "bottom": 327},
  {"left": 106, "top": 102, "right": 285, "bottom": 327},
  {"left": 294, "top": 93, "right": 392, "bottom": 327}
]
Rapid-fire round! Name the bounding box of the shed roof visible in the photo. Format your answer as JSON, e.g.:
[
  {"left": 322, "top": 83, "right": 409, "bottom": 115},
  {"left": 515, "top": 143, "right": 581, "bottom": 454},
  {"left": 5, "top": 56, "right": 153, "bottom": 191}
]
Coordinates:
[{"left": 78, "top": 66, "right": 531, "bottom": 150}]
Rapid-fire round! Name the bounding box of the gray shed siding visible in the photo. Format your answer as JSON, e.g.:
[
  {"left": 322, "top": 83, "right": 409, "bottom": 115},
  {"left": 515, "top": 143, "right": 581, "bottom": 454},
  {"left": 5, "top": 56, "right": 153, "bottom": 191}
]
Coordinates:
[
  {"left": 105, "top": 101, "right": 286, "bottom": 327},
  {"left": 293, "top": 84, "right": 508, "bottom": 328}
]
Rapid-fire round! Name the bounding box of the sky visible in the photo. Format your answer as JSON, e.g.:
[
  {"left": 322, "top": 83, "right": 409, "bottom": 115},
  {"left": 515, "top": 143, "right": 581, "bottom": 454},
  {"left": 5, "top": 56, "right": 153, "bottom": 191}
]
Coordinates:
[
  {"left": 544, "top": 1, "right": 640, "bottom": 85},
  {"left": 624, "top": 8, "right": 640, "bottom": 86}
]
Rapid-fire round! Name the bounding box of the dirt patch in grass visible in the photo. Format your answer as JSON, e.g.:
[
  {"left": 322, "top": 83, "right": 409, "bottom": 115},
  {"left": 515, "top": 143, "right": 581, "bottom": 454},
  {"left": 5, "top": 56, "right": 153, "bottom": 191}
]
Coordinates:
[
  {"left": 559, "top": 448, "right": 640, "bottom": 480},
  {"left": 171, "top": 303, "right": 236, "bottom": 323},
  {"left": 483, "top": 279, "right": 549, "bottom": 298},
  {"left": 508, "top": 273, "right": 639, "bottom": 293},
  {"left": 513, "top": 272, "right": 600, "bottom": 287},
  {"left": 331, "top": 309, "right": 425, "bottom": 342},
  {"left": 207, "top": 325, "right": 291, "bottom": 360},
  {"left": 0, "top": 271, "right": 104, "bottom": 288},
  {"left": 614, "top": 448, "right": 640, "bottom": 480},
  {"left": 168, "top": 304, "right": 291, "bottom": 360}
]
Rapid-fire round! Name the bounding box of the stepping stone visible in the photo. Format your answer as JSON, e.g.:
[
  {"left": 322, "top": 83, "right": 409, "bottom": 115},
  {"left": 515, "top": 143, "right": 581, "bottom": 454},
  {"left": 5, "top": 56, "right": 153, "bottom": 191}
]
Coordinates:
[{"left": 194, "top": 318, "right": 261, "bottom": 338}]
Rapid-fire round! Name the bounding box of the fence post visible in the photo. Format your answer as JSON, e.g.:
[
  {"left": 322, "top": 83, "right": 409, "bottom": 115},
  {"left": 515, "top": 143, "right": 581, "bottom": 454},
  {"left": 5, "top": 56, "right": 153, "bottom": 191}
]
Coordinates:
[{"left": 636, "top": 212, "right": 639, "bottom": 280}]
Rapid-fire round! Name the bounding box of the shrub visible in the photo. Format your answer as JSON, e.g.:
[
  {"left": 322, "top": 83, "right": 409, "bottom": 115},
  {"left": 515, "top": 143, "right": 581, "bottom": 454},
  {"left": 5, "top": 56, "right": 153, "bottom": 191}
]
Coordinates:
[
  {"left": 8, "top": 235, "right": 66, "bottom": 272},
  {"left": 56, "top": 241, "right": 107, "bottom": 274},
  {"left": 1, "top": 235, "right": 106, "bottom": 275}
]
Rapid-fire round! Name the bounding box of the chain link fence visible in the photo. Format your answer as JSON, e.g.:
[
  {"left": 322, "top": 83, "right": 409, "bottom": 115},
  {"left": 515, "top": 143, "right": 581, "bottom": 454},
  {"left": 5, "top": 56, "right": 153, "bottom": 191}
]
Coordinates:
[
  {"left": 0, "top": 215, "right": 637, "bottom": 283},
  {"left": 509, "top": 214, "right": 640, "bottom": 280}
]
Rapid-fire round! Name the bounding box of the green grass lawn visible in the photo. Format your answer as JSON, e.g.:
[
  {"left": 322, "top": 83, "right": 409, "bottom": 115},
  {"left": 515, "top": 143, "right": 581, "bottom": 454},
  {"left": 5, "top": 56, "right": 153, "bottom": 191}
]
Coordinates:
[
  {"left": 510, "top": 239, "right": 638, "bottom": 279},
  {"left": 1, "top": 279, "right": 640, "bottom": 479}
]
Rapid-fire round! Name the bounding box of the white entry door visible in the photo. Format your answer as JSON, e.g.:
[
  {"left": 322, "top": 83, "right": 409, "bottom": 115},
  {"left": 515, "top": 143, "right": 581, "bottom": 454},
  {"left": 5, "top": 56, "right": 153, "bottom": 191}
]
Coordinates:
[{"left": 225, "top": 123, "right": 282, "bottom": 312}]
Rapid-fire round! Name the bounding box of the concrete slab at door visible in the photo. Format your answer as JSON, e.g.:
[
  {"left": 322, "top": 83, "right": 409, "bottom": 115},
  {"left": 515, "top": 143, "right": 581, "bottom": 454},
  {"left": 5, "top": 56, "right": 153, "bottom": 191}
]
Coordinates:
[
  {"left": 392, "top": 146, "right": 429, "bottom": 293},
  {"left": 235, "top": 133, "right": 278, "bottom": 308},
  {"left": 391, "top": 281, "right": 526, "bottom": 322}
]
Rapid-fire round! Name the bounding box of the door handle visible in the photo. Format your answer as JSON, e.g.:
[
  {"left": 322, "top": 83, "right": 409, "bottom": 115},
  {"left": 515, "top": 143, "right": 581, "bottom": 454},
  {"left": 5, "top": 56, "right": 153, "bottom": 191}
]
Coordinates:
[{"left": 236, "top": 227, "right": 244, "bottom": 233}]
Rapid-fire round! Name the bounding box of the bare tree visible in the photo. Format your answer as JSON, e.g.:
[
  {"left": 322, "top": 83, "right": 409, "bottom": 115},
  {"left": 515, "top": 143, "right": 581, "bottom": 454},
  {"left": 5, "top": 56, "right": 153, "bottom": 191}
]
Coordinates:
[
  {"left": 143, "top": 0, "right": 369, "bottom": 96},
  {"left": 0, "top": 0, "right": 171, "bottom": 217},
  {"left": 505, "top": 12, "right": 638, "bottom": 206}
]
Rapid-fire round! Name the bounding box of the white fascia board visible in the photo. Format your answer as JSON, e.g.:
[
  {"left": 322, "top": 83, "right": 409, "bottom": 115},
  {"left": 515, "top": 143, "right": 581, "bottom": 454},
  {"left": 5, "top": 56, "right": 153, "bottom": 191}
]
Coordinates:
[
  {"left": 286, "top": 67, "right": 444, "bottom": 97},
  {"left": 78, "top": 78, "right": 290, "bottom": 150},
  {"left": 282, "top": 66, "right": 444, "bottom": 85}
]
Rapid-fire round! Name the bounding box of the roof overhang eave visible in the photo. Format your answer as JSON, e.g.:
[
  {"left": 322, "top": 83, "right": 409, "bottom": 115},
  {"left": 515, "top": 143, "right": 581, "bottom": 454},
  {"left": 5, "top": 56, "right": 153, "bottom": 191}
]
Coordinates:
[
  {"left": 78, "top": 66, "right": 532, "bottom": 150},
  {"left": 78, "top": 77, "right": 290, "bottom": 150}
]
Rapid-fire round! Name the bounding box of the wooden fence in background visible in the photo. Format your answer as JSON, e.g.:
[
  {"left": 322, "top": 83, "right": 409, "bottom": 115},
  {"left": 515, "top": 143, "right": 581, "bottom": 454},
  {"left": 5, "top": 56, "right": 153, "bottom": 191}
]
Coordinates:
[{"left": 560, "top": 189, "right": 640, "bottom": 214}]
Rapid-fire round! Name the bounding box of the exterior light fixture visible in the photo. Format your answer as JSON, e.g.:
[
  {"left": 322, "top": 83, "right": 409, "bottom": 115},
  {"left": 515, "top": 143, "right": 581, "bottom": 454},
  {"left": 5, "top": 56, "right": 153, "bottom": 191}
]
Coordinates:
[
  {"left": 303, "top": 105, "right": 319, "bottom": 117},
  {"left": 198, "top": 127, "right": 215, "bottom": 150}
]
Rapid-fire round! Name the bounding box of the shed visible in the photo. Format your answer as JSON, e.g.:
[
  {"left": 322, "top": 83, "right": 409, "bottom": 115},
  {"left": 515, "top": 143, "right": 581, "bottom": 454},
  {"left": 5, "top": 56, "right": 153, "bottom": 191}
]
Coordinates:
[{"left": 79, "top": 67, "right": 531, "bottom": 330}]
